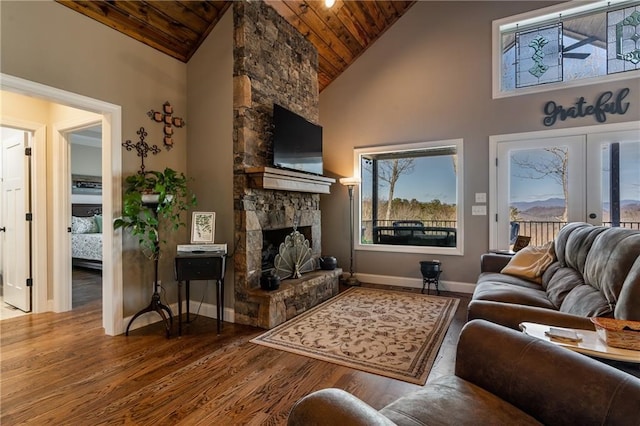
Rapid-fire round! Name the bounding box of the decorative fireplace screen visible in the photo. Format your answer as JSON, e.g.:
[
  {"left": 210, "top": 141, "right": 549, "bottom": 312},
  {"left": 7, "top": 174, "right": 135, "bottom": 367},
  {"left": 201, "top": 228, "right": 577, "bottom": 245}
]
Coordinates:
[{"left": 273, "top": 229, "right": 314, "bottom": 279}]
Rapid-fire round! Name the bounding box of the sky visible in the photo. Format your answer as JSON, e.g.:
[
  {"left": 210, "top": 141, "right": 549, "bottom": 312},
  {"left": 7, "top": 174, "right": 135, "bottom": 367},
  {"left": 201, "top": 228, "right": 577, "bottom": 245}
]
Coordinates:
[{"left": 362, "top": 156, "right": 457, "bottom": 204}]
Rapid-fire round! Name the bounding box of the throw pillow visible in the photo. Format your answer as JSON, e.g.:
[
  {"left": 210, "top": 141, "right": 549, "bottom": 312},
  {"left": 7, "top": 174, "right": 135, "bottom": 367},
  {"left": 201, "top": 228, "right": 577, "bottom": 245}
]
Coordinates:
[
  {"left": 94, "top": 214, "right": 103, "bottom": 233},
  {"left": 71, "top": 216, "right": 98, "bottom": 234},
  {"left": 501, "top": 241, "right": 556, "bottom": 284}
]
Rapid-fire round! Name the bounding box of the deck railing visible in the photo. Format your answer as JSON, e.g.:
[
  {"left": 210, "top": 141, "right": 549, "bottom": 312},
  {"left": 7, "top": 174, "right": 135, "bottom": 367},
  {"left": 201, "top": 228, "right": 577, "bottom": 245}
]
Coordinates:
[
  {"left": 512, "top": 221, "right": 640, "bottom": 246},
  {"left": 361, "top": 219, "right": 640, "bottom": 246}
]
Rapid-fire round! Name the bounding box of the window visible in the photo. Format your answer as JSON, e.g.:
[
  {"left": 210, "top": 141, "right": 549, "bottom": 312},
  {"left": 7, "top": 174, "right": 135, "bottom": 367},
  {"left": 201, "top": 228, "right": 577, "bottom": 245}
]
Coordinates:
[
  {"left": 353, "top": 139, "right": 464, "bottom": 255},
  {"left": 494, "top": 0, "right": 640, "bottom": 98}
]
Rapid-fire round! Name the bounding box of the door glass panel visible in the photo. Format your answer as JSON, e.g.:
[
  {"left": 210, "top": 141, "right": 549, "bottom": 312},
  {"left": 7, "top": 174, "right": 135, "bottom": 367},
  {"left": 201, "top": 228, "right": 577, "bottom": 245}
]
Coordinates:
[
  {"left": 599, "top": 141, "right": 640, "bottom": 229},
  {"left": 509, "top": 146, "right": 569, "bottom": 246}
]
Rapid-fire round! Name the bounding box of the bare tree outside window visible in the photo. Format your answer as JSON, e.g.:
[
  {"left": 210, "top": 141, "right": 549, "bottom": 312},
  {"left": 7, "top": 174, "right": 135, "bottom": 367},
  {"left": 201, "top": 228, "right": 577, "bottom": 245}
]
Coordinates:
[
  {"left": 377, "top": 158, "right": 415, "bottom": 220},
  {"left": 511, "top": 147, "right": 569, "bottom": 220}
]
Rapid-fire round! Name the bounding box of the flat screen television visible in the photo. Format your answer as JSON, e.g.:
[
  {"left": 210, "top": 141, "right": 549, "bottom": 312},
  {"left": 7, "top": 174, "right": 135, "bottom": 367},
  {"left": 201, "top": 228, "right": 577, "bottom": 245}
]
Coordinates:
[{"left": 273, "top": 104, "right": 323, "bottom": 175}]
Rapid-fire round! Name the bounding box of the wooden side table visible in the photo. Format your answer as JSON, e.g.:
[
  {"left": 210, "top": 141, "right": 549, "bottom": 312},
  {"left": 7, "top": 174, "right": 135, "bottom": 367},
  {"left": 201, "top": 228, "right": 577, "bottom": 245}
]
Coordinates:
[{"left": 174, "top": 252, "right": 226, "bottom": 335}]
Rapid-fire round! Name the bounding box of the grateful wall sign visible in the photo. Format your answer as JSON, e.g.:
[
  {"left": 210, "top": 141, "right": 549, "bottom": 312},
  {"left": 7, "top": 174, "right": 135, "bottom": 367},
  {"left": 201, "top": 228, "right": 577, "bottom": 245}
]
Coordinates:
[{"left": 542, "top": 88, "right": 631, "bottom": 126}]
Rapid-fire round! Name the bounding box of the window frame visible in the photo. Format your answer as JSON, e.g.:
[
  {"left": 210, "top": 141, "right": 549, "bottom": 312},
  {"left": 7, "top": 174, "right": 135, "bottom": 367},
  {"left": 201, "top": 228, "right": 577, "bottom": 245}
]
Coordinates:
[
  {"left": 492, "top": 0, "right": 640, "bottom": 99},
  {"left": 352, "top": 139, "right": 464, "bottom": 256}
]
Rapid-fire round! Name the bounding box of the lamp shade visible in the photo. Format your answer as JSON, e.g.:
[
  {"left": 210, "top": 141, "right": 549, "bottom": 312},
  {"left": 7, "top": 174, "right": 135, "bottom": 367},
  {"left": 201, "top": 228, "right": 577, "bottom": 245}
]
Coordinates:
[{"left": 339, "top": 176, "right": 361, "bottom": 186}]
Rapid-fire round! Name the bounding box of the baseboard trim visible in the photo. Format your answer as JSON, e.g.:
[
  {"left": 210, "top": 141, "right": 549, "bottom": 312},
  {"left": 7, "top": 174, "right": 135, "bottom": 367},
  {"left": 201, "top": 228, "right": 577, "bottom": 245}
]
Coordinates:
[
  {"left": 122, "top": 274, "right": 473, "bottom": 333},
  {"left": 354, "top": 273, "right": 476, "bottom": 294}
]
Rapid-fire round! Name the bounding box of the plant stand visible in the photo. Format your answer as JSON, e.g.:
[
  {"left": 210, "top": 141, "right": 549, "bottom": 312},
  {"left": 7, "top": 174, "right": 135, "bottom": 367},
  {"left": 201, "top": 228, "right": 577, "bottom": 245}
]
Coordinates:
[{"left": 125, "top": 204, "right": 173, "bottom": 337}]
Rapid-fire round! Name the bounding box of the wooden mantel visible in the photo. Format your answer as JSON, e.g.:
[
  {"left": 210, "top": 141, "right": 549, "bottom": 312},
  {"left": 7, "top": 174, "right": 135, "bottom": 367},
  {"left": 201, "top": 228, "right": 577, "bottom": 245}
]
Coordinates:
[{"left": 245, "top": 167, "right": 336, "bottom": 194}]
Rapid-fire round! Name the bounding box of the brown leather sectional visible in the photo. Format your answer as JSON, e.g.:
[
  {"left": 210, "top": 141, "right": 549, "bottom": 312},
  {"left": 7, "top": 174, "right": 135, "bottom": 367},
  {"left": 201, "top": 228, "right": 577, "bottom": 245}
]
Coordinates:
[
  {"left": 468, "top": 222, "right": 640, "bottom": 330},
  {"left": 287, "top": 320, "right": 640, "bottom": 425}
]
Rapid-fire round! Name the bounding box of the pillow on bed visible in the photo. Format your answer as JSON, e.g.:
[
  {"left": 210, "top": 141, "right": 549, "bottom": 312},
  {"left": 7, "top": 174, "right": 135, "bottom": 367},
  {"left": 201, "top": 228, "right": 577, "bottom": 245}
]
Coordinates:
[
  {"left": 93, "top": 214, "right": 103, "bottom": 233},
  {"left": 71, "top": 216, "right": 98, "bottom": 234}
]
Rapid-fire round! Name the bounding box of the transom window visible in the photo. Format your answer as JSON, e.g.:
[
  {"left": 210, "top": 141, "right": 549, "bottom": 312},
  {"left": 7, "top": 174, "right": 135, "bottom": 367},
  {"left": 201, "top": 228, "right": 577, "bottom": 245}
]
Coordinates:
[
  {"left": 353, "top": 140, "right": 464, "bottom": 255},
  {"left": 494, "top": 0, "right": 640, "bottom": 98}
]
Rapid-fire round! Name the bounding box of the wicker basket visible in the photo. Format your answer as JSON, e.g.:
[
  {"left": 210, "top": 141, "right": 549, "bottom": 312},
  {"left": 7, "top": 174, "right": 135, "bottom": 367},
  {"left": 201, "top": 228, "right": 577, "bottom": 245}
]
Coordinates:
[{"left": 590, "top": 317, "right": 640, "bottom": 351}]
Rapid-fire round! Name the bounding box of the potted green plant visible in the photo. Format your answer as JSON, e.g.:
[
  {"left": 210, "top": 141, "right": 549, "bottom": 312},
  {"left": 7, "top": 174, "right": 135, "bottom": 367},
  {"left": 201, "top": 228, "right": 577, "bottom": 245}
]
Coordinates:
[{"left": 114, "top": 167, "right": 197, "bottom": 259}]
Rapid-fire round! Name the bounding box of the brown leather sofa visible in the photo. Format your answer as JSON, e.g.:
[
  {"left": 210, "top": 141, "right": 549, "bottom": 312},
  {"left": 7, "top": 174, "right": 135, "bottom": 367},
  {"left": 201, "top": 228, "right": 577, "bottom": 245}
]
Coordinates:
[
  {"left": 468, "top": 222, "right": 640, "bottom": 331},
  {"left": 287, "top": 320, "right": 640, "bottom": 425}
]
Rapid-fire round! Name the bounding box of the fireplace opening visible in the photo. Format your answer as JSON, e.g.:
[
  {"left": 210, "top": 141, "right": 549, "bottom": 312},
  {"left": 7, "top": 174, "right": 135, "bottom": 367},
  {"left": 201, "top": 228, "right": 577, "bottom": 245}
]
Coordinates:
[{"left": 262, "top": 226, "right": 312, "bottom": 273}]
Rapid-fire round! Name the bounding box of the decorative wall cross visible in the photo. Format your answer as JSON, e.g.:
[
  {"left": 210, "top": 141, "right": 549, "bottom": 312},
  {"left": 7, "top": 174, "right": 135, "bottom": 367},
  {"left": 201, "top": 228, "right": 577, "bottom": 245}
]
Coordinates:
[
  {"left": 122, "top": 127, "right": 161, "bottom": 174},
  {"left": 147, "top": 101, "right": 185, "bottom": 150}
]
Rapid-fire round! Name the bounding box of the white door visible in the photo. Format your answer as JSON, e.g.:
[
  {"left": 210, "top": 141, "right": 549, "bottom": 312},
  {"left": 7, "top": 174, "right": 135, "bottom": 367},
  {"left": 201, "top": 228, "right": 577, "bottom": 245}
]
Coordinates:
[{"left": 1, "top": 127, "right": 31, "bottom": 312}]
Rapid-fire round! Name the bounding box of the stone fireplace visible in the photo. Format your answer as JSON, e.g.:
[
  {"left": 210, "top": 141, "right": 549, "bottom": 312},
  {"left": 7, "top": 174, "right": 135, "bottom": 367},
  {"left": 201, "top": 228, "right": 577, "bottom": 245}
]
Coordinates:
[{"left": 232, "top": 1, "right": 340, "bottom": 329}]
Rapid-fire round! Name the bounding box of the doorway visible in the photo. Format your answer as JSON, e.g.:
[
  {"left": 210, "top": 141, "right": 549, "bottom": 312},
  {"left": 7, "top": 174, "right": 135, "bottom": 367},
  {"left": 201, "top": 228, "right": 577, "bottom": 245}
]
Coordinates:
[
  {"left": 490, "top": 121, "right": 640, "bottom": 249},
  {"left": 69, "top": 125, "right": 103, "bottom": 310},
  {"left": 1, "top": 73, "right": 123, "bottom": 335}
]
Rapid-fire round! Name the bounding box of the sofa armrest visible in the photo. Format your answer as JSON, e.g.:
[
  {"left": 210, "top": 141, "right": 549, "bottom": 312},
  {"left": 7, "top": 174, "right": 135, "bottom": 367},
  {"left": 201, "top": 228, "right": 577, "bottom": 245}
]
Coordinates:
[
  {"left": 480, "top": 253, "right": 512, "bottom": 273},
  {"left": 456, "top": 320, "right": 640, "bottom": 426},
  {"left": 467, "top": 300, "right": 596, "bottom": 331},
  {"left": 287, "top": 388, "right": 395, "bottom": 426}
]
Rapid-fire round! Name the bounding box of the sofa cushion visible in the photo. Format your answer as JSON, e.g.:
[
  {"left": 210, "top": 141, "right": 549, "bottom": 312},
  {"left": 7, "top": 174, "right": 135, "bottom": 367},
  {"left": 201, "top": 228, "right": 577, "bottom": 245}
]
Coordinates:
[
  {"left": 558, "top": 224, "right": 607, "bottom": 272},
  {"left": 472, "top": 281, "right": 556, "bottom": 310},
  {"left": 584, "top": 227, "right": 640, "bottom": 317},
  {"left": 543, "top": 266, "right": 584, "bottom": 309},
  {"left": 379, "top": 375, "right": 541, "bottom": 426},
  {"left": 477, "top": 272, "right": 542, "bottom": 290},
  {"left": 560, "top": 284, "right": 614, "bottom": 317}
]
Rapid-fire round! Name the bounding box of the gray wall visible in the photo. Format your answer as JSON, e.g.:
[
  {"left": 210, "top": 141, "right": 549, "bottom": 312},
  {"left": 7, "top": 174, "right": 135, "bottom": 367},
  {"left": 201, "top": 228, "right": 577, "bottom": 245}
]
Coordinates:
[
  {"left": 186, "top": 9, "right": 234, "bottom": 310},
  {"left": 71, "top": 144, "right": 101, "bottom": 177},
  {"left": 319, "top": 1, "right": 640, "bottom": 287}
]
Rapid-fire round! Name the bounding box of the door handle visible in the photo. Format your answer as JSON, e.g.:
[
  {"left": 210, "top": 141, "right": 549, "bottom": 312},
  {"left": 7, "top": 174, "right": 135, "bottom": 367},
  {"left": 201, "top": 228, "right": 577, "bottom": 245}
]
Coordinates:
[
  {"left": 0, "top": 227, "right": 5, "bottom": 232},
  {"left": 589, "top": 213, "right": 597, "bottom": 219},
  {"left": 67, "top": 227, "right": 72, "bottom": 233}
]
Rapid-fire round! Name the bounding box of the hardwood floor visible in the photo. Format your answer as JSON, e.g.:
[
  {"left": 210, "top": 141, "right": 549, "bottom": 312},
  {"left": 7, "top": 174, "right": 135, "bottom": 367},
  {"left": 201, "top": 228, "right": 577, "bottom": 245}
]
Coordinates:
[
  {"left": 0, "top": 285, "right": 470, "bottom": 425},
  {"left": 73, "top": 267, "right": 102, "bottom": 309}
]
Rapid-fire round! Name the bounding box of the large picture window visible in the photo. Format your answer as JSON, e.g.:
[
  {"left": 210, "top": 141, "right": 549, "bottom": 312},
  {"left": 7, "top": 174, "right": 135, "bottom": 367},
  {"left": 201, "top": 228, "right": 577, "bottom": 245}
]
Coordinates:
[
  {"left": 353, "top": 139, "right": 464, "bottom": 255},
  {"left": 494, "top": 0, "right": 640, "bottom": 98}
]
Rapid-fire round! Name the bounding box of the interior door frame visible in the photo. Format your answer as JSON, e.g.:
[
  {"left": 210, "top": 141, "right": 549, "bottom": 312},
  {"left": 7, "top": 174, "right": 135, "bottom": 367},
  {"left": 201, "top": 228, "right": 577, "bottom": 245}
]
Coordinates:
[
  {"left": 1, "top": 73, "right": 123, "bottom": 336},
  {"left": 489, "top": 120, "right": 640, "bottom": 250},
  {"left": 52, "top": 118, "right": 102, "bottom": 313}
]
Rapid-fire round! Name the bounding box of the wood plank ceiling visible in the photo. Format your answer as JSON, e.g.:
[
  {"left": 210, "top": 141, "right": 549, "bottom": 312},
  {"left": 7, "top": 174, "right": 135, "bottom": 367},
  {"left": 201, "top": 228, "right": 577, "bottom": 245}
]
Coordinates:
[{"left": 55, "top": 1, "right": 416, "bottom": 91}]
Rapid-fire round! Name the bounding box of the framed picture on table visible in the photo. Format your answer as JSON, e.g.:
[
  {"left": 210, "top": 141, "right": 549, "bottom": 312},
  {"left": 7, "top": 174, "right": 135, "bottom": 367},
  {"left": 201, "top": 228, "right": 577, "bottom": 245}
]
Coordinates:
[
  {"left": 191, "top": 212, "right": 215, "bottom": 244},
  {"left": 512, "top": 235, "right": 531, "bottom": 252}
]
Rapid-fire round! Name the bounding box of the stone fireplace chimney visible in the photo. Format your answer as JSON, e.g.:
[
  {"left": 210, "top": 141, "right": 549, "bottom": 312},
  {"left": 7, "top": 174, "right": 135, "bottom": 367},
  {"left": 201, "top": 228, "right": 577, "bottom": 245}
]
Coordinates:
[{"left": 232, "top": 0, "right": 340, "bottom": 329}]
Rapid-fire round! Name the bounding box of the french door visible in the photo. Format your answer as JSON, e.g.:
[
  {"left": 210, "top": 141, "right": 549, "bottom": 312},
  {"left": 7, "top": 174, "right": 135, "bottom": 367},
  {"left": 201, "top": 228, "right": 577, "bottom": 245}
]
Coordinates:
[{"left": 491, "top": 124, "right": 640, "bottom": 249}]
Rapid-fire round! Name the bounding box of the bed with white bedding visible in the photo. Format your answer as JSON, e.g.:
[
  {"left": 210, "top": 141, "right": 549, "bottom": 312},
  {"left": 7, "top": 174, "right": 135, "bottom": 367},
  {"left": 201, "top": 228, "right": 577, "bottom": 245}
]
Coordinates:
[{"left": 71, "top": 204, "right": 102, "bottom": 270}]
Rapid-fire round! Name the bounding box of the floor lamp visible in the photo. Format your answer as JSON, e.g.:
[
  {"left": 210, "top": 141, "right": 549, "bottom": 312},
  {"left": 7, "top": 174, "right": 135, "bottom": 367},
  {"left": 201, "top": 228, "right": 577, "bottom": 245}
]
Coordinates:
[{"left": 339, "top": 176, "right": 361, "bottom": 286}]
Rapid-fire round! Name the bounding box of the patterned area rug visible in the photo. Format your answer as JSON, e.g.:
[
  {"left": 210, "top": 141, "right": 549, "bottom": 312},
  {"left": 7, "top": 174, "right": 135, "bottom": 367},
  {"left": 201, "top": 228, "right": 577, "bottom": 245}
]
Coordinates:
[{"left": 250, "top": 287, "right": 459, "bottom": 384}]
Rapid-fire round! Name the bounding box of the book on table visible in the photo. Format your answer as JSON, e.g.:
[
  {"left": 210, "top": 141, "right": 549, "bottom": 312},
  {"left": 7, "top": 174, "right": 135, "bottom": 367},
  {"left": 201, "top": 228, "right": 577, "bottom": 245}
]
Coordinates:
[{"left": 177, "top": 243, "right": 227, "bottom": 254}]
